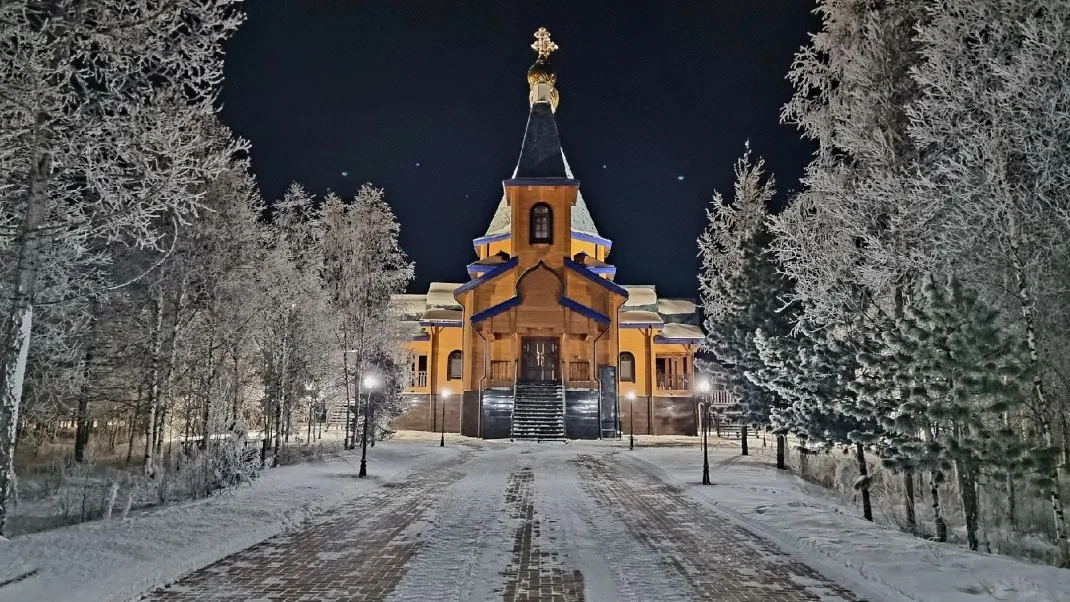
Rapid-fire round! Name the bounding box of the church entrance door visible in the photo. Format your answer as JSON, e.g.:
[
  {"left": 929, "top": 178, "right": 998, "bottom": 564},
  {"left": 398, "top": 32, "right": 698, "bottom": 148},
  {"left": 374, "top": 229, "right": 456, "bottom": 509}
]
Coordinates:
[{"left": 520, "top": 337, "right": 559, "bottom": 383}]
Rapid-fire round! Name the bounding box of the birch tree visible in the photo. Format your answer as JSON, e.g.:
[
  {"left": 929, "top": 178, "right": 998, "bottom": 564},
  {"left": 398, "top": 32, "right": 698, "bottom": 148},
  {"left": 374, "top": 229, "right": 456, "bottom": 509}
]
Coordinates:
[
  {"left": 0, "top": 1, "right": 246, "bottom": 532},
  {"left": 319, "top": 185, "right": 413, "bottom": 451}
]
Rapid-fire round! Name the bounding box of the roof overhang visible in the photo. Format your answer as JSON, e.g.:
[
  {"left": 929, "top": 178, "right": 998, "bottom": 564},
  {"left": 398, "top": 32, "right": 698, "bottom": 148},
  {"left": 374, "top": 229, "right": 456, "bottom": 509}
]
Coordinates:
[
  {"left": 470, "top": 296, "right": 521, "bottom": 324},
  {"left": 559, "top": 296, "right": 611, "bottom": 325},
  {"left": 502, "top": 178, "right": 579, "bottom": 188},
  {"left": 454, "top": 257, "right": 519, "bottom": 297},
  {"left": 563, "top": 258, "right": 629, "bottom": 297},
  {"left": 473, "top": 230, "right": 614, "bottom": 251}
]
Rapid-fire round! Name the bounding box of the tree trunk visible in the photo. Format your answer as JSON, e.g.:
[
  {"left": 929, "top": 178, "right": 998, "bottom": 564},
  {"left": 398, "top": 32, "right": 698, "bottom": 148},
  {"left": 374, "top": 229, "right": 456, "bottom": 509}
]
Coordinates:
[
  {"left": 73, "top": 305, "right": 100, "bottom": 463},
  {"left": 199, "top": 333, "right": 215, "bottom": 451},
  {"left": 931, "top": 471, "right": 948, "bottom": 542},
  {"left": 1008, "top": 215, "right": 1069, "bottom": 565},
  {"left": 854, "top": 442, "right": 873, "bottom": 521},
  {"left": 904, "top": 471, "right": 917, "bottom": 534},
  {"left": 741, "top": 424, "right": 749, "bottom": 456},
  {"left": 231, "top": 345, "right": 241, "bottom": 425},
  {"left": 144, "top": 292, "right": 164, "bottom": 475},
  {"left": 775, "top": 433, "right": 786, "bottom": 469},
  {"left": 955, "top": 457, "right": 980, "bottom": 551},
  {"left": 0, "top": 155, "right": 49, "bottom": 535}
]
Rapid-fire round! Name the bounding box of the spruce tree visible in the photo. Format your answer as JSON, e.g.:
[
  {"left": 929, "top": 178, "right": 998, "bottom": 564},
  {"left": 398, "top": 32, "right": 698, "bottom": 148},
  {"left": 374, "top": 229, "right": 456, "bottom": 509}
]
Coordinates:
[{"left": 698, "top": 145, "right": 794, "bottom": 459}]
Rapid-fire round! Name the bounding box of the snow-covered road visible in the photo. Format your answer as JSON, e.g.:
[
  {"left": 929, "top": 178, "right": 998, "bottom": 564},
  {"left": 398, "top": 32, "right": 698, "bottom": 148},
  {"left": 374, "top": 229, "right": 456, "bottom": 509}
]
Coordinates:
[{"left": 145, "top": 444, "right": 860, "bottom": 601}]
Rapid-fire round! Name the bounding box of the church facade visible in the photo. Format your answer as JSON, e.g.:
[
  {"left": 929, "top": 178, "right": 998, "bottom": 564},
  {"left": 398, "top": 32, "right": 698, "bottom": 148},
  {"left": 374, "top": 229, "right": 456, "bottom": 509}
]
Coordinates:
[{"left": 391, "top": 29, "right": 705, "bottom": 439}]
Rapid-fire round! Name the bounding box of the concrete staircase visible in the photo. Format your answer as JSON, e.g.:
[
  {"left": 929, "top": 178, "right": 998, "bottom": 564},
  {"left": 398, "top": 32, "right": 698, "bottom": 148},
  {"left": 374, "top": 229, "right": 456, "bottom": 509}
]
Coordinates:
[
  {"left": 511, "top": 382, "right": 566, "bottom": 440},
  {"left": 325, "top": 403, "right": 349, "bottom": 430}
]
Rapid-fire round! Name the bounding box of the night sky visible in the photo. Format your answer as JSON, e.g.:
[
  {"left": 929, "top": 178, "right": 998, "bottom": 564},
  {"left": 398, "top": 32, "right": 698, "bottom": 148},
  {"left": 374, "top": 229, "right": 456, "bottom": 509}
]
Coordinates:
[{"left": 220, "top": 1, "right": 818, "bottom": 299}]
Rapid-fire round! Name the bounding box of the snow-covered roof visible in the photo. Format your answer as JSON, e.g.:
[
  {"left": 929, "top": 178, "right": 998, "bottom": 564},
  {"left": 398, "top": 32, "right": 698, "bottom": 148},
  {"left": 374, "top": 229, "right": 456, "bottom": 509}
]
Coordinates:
[
  {"left": 620, "top": 310, "right": 663, "bottom": 325},
  {"left": 621, "top": 285, "right": 658, "bottom": 308},
  {"left": 390, "top": 294, "right": 427, "bottom": 320},
  {"left": 421, "top": 309, "right": 462, "bottom": 324},
  {"left": 426, "top": 282, "right": 463, "bottom": 310},
  {"left": 484, "top": 152, "right": 600, "bottom": 237},
  {"left": 659, "top": 323, "right": 705, "bottom": 341},
  {"left": 657, "top": 299, "right": 696, "bottom": 315}
]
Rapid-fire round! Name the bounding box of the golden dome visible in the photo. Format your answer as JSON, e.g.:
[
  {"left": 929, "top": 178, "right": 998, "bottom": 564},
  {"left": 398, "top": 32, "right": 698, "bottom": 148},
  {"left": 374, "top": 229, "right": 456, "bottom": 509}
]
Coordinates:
[
  {"left": 527, "top": 28, "right": 560, "bottom": 111},
  {"left": 527, "top": 60, "right": 556, "bottom": 88}
]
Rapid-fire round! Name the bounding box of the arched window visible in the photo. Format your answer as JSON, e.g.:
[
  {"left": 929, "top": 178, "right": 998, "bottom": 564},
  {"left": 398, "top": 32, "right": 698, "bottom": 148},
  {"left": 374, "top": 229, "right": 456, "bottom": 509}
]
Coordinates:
[
  {"left": 619, "top": 352, "right": 636, "bottom": 382},
  {"left": 447, "top": 350, "right": 463, "bottom": 380},
  {"left": 530, "top": 203, "right": 553, "bottom": 244}
]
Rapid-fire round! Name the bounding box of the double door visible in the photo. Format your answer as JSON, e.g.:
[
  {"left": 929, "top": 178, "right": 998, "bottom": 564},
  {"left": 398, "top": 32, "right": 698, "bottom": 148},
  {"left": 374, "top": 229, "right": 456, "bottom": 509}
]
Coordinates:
[{"left": 520, "top": 337, "right": 559, "bottom": 383}]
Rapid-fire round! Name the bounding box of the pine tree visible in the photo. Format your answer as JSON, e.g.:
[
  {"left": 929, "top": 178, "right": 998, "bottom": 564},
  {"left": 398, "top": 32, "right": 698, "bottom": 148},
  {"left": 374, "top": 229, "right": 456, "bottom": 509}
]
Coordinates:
[
  {"left": 753, "top": 318, "right": 879, "bottom": 520},
  {"left": 877, "top": 275, "right": 1031, "bottom": 549},
  {"left": 698, "top": 145, "right": 794, "bottom": 459}
]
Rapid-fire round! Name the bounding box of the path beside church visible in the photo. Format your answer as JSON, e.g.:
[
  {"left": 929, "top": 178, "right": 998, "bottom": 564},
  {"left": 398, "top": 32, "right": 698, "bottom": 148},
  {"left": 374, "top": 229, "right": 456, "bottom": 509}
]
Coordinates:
[{"left": 145, "top": 443, "right": 861, "bottom": 602}]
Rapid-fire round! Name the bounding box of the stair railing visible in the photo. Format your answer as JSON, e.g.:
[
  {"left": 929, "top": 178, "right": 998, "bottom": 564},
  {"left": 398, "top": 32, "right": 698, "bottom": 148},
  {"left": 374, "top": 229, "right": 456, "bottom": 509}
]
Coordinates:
[{"left": 510, "top": 358, "right": 519, "bottom": 439}]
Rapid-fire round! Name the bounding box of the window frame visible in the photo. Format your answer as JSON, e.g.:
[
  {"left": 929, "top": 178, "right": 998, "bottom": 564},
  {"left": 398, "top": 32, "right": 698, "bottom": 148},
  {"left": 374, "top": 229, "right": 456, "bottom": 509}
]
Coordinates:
[
  {"left": 447, "top": 350, "right": 463, "bottom": 380},
  {"left": 529, "top": 203, "right": 553, "bottom": 244},
  {"left": 619, "top": 351, "right": 636, "bottom": 383}
]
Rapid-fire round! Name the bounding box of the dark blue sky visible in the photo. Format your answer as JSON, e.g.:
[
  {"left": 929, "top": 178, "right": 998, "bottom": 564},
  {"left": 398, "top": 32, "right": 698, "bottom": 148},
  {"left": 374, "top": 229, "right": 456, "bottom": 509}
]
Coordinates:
[{"left": 220, "top": 1, "right": 818, "bottom": 298}]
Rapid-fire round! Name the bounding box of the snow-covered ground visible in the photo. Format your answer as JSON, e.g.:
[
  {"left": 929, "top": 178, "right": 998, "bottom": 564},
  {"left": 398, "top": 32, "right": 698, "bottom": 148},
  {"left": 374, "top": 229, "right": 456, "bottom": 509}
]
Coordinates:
[
  {"left": 628, "top": 440, "right": 1070, "bottom": 602},
  {"left": 0, "top": 442, "right": 452, "bottom": 602},
  {"left": 4, "top": 435, "right": 1069, "bottom": 602}
]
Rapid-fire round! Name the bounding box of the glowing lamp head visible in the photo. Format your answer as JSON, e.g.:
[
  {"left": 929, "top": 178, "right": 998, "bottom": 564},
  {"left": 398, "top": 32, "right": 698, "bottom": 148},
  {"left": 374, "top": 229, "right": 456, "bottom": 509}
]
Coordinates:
[
  {"left": 699, "top": 380, "right": 710, "bottom": 393},
  {"left": 627, "top": 391, "right": 636, "bottom": 400},
  {"left": 442, "top": 389, "right": 451, "bottom": 399},
  {"left": 362, "top": 375, "right": 379, "bottom": 390}
]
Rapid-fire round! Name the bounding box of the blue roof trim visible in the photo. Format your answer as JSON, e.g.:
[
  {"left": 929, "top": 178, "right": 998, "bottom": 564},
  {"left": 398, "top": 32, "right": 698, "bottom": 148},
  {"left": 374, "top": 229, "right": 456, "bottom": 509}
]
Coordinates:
[
  {"left": 559, "top": 296, "right": 611, "bottom": 325},
  {"left": 410, "top": 333, "right": 430, "bottom": 342},
  {"left": 564, "top": 258, "right": 630, "bottom": 297},
  {"left": 621, "top": 321, "right": 663, "bottom": 329},
  {"left": 503, "top": 178, "right": 579, "bottom": 187},
  {"left": 472, "top": 230, "right": 614, "bottom": 250},
  {"left": 472, "top": 231, "right": 511, "bottom": 247},
  {"left": 466, "top": 261, "right": 504, "bottom": 276},
  {"left": 655, "top": 335, "right": 704, "bottom": 344},
  {"left": 454, "top": 257, "right": 518, "bottom": 296},
  {"left": 571, "top": 230, "right": 614, "bottom": 248},
  {"left": 471, "top": 296, "right": 521, "bottom": 324},
  {"left": 419, "top": 319, "right": 462, "bottom": 327},
  {"left": 584, "top": 265, "right": 617, "bottom": 276}
]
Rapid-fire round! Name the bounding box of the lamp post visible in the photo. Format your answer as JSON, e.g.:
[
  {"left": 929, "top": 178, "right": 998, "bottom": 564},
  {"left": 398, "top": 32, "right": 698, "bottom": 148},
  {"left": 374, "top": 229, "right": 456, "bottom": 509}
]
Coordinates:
[
  {"left": 699, "top": 380, "right": 711, "bottom": 485},
  {"left": 627, "top": 391, "right": 636, "bottom": 450},
  {"left": 440, "top": 389, "right": 450, "bottom": 447},
  {"left": 358, "top": 374, "right": 378, "bottom": 478}
]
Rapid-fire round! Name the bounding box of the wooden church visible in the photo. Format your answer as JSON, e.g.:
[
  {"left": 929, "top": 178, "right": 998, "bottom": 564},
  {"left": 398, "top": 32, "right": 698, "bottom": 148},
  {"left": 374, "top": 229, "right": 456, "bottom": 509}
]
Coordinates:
[{"left": 391, "top": 29, "right": 705, "bottom": 439}]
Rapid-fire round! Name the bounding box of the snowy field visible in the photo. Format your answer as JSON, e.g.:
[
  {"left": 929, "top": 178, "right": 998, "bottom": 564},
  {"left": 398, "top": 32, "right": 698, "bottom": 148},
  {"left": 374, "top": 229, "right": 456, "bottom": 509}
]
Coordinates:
[
  {"left": 0, "top": 442, "right": 450, "bottom": 602},
  {"left": 629, "top": 442, "right": 1070, "bottom": 602},
  {"left": 2, "top": 435, "right": 1069, "bottom": 602}
]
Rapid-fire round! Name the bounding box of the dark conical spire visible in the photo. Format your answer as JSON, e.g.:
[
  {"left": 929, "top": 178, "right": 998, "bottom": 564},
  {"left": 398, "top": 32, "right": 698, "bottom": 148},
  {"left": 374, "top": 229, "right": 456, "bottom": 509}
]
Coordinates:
[
  {"left": 515, "top": 102, "right": 567, "bottom": 178},
  {"left": 515, "top": 28, "right": 567, "bottom": 179}
]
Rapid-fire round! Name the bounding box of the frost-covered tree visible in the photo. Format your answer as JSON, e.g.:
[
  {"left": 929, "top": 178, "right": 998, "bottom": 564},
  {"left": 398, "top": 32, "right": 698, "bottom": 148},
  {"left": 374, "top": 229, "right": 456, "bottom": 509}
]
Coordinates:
[
  {"left": 905, "top": 0, "right": 1070, "bottom": 562},
  {"left": 0, "top": 1, "right": 246, "bottom": 532},
  {"left": 753, "top": 320, "right": 879, "bottom": 520},
  {"left": 319, "top": 185, "right": 413, "bottom": 456},
  {"left": 774, "top": 0, "right": 931, "bottom": 322},
  {"left": 698, "top": 145, "right": 794, "bottom": 459},
  {"left": 874, "top": 276, "right": 1031, "bottom": 549}
]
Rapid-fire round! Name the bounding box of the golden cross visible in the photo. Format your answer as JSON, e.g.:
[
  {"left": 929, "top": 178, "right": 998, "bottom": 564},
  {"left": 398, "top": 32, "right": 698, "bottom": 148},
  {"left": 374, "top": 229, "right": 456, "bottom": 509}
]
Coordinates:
[{"left": 531, "top": 27, "right": 558, "bottom": 59}]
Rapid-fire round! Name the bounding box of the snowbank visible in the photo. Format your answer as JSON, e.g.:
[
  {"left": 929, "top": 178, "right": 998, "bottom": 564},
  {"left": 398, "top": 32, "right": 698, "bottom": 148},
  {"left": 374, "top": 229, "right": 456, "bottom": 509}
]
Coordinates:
[
  {"left": 0, "top": 442, "right": 451, "bottom": 602},
  {"left": 628, "top": 444, "right": 1070, "bottom": 602}
]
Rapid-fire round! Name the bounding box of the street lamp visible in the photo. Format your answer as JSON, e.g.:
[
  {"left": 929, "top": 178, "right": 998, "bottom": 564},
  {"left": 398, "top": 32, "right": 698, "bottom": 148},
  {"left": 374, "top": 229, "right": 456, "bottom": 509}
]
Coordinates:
[
  {"left": 699, "top": 380, "right": 711, "bottom": 485},
  {"left": 627, "top": 391, "right": 636, "bottom": 450},
  {"left": 358, "top": 373, "right": 378, "bottom": 478},
  {"left": 440, "top": 389, "right": 450, "bottom": 447}
]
